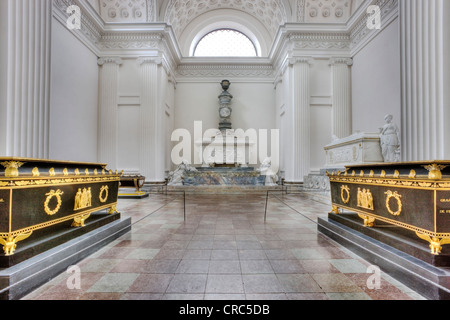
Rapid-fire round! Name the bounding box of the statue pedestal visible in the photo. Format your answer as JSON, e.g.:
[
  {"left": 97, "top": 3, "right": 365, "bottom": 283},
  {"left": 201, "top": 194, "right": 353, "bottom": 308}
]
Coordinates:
[{"left": 324, "top": 132, "right": 383, "bottom": 168}]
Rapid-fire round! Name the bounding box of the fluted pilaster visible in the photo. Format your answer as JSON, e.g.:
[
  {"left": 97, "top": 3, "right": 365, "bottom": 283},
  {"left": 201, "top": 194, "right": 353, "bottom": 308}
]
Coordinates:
[
  {"left": 330, "top": 57, "right": 353, "bottom": 139},
  {"left": 137, "top": 57, "right": 165, "bottom": 182},
  {"left": 5, "top": 0, "right": 52, "bottom": 158},
  {"left": 288, "top": 57, "right": 312, "bottom": 182},
  {"left": 400, "top": 0, "right": 450, "bottom": 160},
  {"left": 97, "top": 57, "right": 122, "bottom": 168}
]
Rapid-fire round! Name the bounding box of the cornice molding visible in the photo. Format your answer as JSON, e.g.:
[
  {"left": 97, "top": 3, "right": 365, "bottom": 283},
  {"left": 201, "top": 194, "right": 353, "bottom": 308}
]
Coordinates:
[
  {"left": 347, "top": 0, "right": 399, "bottom": 55},
  {"left": 176, "top": 63, "right": 275, "bottom": 79},
  {"left": 52, "top": 0, "right": 103, "bottom": 55},
  {"left": 99, "top": 32, "right": 163, "bottom": 50},
  {"left": 292, "top": 32, "right": 351, "bottom": 50}
]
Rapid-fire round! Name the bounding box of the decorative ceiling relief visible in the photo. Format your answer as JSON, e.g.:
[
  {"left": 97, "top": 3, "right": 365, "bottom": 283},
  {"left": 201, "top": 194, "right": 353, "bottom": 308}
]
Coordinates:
[
  {"left": 165, "top": 0, "right": 286, "bottom": 38},
  {"left": 99, "top": 0, "right": 152, "bottom": 22},
  {"left": 304, "top": 0, "right": 351, "bottom": 23}
]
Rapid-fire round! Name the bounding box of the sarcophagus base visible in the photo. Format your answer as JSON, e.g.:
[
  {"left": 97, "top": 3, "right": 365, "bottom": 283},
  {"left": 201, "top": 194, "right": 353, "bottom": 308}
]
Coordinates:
[
  {"left": 0, "top": 211, "right": 120, "bottom": 268},
  {"left": 318, "top": 215, "right": 450, "bottom": 300},
  {"left": 328, "top": 212, "right": 450, "bottom": 267}
]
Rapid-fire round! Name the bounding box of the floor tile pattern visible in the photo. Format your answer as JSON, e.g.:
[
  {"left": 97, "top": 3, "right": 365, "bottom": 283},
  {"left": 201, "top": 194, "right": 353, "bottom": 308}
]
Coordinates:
[{"left": 22, "top": 192, "right": 426, "bottom": 300}]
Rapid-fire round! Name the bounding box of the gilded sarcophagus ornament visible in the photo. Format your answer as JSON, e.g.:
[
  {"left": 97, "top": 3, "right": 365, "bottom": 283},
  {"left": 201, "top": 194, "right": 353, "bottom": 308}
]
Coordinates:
[
  {"left": 327, "top": 161, "right": 450, "bottom": 256},
  {"left": 0, "top": 157, "right": 122, "bottom": 261}
]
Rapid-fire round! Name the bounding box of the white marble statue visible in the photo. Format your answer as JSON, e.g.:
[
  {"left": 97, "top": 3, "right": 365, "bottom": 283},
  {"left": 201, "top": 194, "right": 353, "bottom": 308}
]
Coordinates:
[
  {"left": 257, "top": 158, "right": 278, "bottom": 186},
  {"left": 379, "top": 114, "right": 401, "bottom": 162},
  {"left": 167, "top": 159, "right": 197, "bottom": 186}
]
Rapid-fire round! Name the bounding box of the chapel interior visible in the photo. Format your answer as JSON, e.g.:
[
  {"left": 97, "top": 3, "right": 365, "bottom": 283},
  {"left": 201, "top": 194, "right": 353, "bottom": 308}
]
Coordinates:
[{"left": 0, "top": 0, "right": 449, "bottom": 301}]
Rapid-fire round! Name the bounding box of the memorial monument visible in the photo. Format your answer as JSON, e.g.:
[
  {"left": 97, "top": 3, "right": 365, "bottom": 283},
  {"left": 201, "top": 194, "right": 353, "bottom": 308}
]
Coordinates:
[
  {"left": 304, "top": 115, "right": 399, "bottom": 193},
  {"left": 168, "top": 81, "right": 277, "bottom": 187}
]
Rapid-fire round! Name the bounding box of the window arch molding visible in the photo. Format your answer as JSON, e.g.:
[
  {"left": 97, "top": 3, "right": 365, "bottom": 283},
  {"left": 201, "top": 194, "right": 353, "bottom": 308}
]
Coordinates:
[{"left": 177, "top": 9, "right": 271, "bottom": 57}]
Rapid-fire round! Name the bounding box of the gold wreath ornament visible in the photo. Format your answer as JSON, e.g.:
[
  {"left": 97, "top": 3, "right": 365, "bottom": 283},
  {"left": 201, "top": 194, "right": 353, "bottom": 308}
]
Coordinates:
[
  {"left": 44, "top": 189, "right": 64, "bottom": 216},
  {"left": 385, "top": 190, "right": 402, "bottom": 216},
  {"left": 340, "top": 185, "right": 351, "bottom": 204},
  {"left": 99, "top": 185, "right": 109, "bottom": 203}
]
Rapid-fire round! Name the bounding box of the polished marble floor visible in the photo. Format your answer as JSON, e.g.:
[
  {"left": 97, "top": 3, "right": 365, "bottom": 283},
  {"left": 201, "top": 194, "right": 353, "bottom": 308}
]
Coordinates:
[{"left": 22, "top": 191, "right": 426, "bottom": 300}]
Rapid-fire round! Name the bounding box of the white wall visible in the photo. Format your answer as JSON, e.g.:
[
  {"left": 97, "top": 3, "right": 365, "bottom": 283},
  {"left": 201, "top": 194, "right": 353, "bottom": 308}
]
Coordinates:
[
  {"left": 49, "top": 18, "right": 99, "bottom": 162},
  {"left": 352, "top": 17, "right": 401, "bottom": 135},
  {"left": 165, "top": 81, "right": 176, "bottom": 173},
  {"left": 116, "top": 58, "right": 175, "bottom": 178},
  {"left": 310, "top": 58, "right": 332, "bottom": 171},
  {"left": 280, "top": 69, "right": 294, "bottom": 180},
  {"left": 275, "top": 77, "right": 285, "bottom": 179},
  {"left": 174, "top": 81, "right": 276, "bottom": 167},
  {"left": 117, "top": 58, "right": 140, "bottom": 172}
]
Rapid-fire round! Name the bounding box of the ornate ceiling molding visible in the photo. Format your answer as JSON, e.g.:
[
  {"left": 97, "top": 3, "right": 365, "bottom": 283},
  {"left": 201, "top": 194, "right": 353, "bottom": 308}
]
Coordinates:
[
  {"left": 303, "top": 0, "right": 353, "bottom": 23},
  {"left": 164, "top": 0, "right": 287, "bottom": 39},
  {"left": 297, "top": 0, "right": 306, "bottom": 22},
  {"left": 98, "top": 0, "right": 155, "bottom": 22}
]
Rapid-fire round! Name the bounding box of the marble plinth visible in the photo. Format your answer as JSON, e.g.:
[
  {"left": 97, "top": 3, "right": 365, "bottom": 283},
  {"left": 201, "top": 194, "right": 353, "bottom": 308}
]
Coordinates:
[
  {"left": 0, "top": 216, "right": 131, "bottom": 300},
  {"left": 183, "top": 167, "right": 265, "bottom": 186},
  {"left": 318, "top": 215, "right": 450, "bottom": 300}
]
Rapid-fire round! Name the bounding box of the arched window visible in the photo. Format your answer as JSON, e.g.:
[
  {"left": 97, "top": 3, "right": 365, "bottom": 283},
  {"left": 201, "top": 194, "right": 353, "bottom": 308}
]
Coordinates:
[{"left": 193, "top": 29, "right": 258, "bottom": 57}]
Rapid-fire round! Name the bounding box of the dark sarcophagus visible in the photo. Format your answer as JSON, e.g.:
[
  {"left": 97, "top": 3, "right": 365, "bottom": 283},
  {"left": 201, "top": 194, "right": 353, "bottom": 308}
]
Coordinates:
[
  {"left": 327, "top": 161, "right": 450, "bottom": 259},
  {"left": 0, "top": 157, "right": 123, "bottom": 266},
  {"left": 120, "top": 174, "right": 145, "bottom": 192}
]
